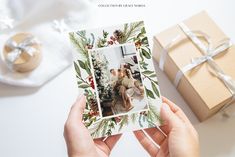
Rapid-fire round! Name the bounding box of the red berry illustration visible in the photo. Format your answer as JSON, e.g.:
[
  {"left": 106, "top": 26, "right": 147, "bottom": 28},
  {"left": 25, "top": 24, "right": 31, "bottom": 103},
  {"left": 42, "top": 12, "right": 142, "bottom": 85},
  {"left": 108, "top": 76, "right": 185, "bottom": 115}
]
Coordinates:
[
  {"left": 110, "top": 36, "right": 116, "bottom": 41},
  {"left": 88, "top": 76, "right": 95, "bottom": 89},
  {"left": 135, "top": 41, "right": 141, "bottom": 49},
  {"left": 114, "top": 116, "right": 121, "bottom": 123},
  {"left": 108, "top": 40, "right": 113, "bottom": 45}
]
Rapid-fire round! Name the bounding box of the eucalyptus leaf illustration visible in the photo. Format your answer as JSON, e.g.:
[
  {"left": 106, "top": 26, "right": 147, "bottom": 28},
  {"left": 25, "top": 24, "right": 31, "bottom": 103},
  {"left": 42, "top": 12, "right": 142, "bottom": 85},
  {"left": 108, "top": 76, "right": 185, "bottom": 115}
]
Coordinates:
[
  {"left": 141, "top": 48, "right": 151, "bottom": 59},
  {"left": 78, "top": 84, "right": 91, "bottom": 88},
  {"left": 145, "top": 87, "right": 155, "bottom": 99},
  {"left": 142, "top": 70, "right": 154, "bottom": 75},
  {"left": 78, "top": 60, "right": 86, "bottom": 69},
  {"left": 74, "top": 62, "right": 81, "bottom": 77},
  {"left": 151, "top": 82, "right": 160, "bottom": 97}
]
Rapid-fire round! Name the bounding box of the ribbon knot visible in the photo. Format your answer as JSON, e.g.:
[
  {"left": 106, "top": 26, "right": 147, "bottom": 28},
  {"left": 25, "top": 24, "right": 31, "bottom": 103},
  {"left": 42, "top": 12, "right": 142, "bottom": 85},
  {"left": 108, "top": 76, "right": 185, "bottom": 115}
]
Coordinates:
[
  {"left": 5, "top": 35, "right": 40, "bottom": 63},
  {"left": 191, "top": 53, "right": 213, "bottom": 67},
  {"left": 173, "top": 23, "right": 233, "bottom": 87},
  {"left": 205, "top": 55, "right": 212, "bottom": 60}
]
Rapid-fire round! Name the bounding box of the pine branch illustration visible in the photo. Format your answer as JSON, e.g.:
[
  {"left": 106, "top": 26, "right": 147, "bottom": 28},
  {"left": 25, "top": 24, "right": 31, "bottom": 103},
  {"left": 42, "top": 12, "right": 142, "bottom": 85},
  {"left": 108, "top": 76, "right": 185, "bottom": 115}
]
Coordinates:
[
  {"left": 118, "top": 115, "right": 129, "bottom": 132},
  {"left": 123, "top": 23, "right": 128, "bottom": 36},
  {"left": 123, "top": 21, "right": 144, "bottom": 42},
  {"left": 90, "top": 119, "right": 116, "bottom": 138},
  {"left": 91, "top": 120, "right": 107, "bottom": 138},
  {"left": 101, "top": 120, "right": 109, "bottom": 137},
  {"left": 130, "top": 113, "right": 138, "bottom": 123},
  {"left": 69, "top": 32, "right": 88, "bottom": 58}
]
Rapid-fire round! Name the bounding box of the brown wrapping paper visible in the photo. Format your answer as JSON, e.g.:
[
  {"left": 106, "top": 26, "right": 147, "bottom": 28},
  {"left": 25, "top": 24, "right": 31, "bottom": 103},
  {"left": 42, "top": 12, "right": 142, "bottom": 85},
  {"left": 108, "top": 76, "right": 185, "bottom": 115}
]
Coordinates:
[{"left": 153, "top": 11, "right": 235, "bottom": 121}]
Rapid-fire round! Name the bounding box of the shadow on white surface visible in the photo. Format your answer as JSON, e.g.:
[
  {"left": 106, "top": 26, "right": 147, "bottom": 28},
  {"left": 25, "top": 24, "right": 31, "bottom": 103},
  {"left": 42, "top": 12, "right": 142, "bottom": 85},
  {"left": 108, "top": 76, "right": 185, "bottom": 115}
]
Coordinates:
[
  {"left": 195, "top": 104, "right": 235, "bottom": 157},
  {"left": 111, "top": 131, "right": 149, "bottom": 157},
  {"left": 0, "top": 67, "right": 77, "bottom": 157},
  {"left": 152, "top": 60, "right": 200, "bottom": 124},
  {"left": 0, "top": 83, "right": 40, "bottom": 97}
]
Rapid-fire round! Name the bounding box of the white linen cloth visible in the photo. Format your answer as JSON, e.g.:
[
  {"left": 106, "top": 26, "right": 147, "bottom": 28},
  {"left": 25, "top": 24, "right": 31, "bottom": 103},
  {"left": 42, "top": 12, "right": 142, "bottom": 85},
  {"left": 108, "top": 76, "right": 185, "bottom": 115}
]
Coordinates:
[{"left": 0, "top": 0, "right": 92, "bottom": 87}]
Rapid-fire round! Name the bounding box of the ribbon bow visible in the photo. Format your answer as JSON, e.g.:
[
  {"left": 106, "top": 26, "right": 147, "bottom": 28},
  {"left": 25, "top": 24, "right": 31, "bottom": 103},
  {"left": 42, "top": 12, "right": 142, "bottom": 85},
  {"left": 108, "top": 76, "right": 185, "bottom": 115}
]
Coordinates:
[
  {"left": 159, "top": 22, "right": 235, "bottom": 113},
  {"left": 5, "top": 35, "right": 40, "bottom": 63}
]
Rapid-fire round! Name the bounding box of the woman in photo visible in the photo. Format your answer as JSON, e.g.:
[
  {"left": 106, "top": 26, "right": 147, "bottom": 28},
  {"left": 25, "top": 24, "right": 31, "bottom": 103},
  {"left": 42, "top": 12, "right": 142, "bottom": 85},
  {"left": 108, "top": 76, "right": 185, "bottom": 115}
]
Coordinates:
[
  {"left": 123, "top": 69, "right": 144, "bottom": 95},
  {"left": 111, "top": 68, "right": 132, "bottom": 111},
  {"left": 110, "top": 67, "right": 145, "bottom": 112},
  {"left": 110, "top": 69, "right": 118, "bottom": 87},
  {"left": 119, "top": 68, "right": 144, "bottom": 111}
]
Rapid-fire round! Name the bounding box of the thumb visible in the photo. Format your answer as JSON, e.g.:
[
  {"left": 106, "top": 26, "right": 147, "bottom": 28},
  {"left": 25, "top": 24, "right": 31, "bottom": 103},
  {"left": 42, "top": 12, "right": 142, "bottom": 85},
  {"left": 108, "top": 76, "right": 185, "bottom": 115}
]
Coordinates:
[
  {"left": 67, "top": 95, "right": 86, "bottom": 123},
  {"left": 161, "top": 103, "right": 182, "bottom": 132}
]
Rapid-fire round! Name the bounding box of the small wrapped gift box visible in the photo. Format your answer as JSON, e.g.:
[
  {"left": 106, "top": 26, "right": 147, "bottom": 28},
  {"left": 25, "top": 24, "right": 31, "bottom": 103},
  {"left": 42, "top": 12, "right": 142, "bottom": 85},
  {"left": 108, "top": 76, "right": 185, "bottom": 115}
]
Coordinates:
[
  {"left": 153, "top": 11, "right": 235, "bottom": 121},
  {"left": 2, "top": 33, "right": 42, "bottom": 72}
]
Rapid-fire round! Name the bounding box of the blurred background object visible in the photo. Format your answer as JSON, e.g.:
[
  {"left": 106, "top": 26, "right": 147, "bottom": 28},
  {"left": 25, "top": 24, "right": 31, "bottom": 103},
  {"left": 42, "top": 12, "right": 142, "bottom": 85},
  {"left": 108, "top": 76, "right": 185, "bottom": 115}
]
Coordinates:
[{"left": 0, "top": 0, "right": 94, "bottom": 87}]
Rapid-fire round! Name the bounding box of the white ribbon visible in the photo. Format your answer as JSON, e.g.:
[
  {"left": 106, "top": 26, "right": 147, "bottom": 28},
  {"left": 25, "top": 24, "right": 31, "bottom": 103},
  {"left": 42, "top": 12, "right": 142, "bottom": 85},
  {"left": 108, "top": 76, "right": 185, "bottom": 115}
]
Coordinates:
[
  {"left": 159, "top": 35, "right": 181, "bottom": 71},
  {"left": 159, "top": 22, "right": 235, "bottom": 113},
  {"left": 5, "top": 35, "right": 40, "bottom": 63},
  {"left": 159, "top": 29, "right": 213, "bottom": 71}
]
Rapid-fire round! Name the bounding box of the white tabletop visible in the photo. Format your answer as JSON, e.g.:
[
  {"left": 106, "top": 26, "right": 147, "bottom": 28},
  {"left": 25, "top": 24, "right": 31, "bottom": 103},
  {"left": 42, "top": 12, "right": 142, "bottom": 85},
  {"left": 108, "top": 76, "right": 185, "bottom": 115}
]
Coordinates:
[{"left": 1, "top": 0, "right": 235, "bottom": 157}]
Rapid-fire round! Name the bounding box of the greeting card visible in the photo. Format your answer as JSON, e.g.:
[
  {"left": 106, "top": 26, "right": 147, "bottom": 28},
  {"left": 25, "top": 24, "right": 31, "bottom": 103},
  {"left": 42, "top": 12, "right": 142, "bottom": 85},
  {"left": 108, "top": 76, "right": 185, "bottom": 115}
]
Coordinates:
[{"left": 69, "top": 21, "right": 162, "bottom": 139}]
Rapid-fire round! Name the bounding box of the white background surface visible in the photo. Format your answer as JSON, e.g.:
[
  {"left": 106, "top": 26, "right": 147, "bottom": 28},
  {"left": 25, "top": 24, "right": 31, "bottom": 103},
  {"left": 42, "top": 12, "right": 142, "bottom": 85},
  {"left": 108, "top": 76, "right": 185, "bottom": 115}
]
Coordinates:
[{"left": 1, "top": 0, "right": 235, "bottom": 157}]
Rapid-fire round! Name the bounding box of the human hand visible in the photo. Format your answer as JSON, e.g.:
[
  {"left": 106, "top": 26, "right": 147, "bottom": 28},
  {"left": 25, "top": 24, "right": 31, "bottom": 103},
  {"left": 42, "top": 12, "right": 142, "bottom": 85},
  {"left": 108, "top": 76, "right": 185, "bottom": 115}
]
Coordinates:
[
  {"left": 134, "top": 97, "right": 199, "bottom": 157},
  {"left": 64, "top": 95, "right": 122, "bottom": 157}
]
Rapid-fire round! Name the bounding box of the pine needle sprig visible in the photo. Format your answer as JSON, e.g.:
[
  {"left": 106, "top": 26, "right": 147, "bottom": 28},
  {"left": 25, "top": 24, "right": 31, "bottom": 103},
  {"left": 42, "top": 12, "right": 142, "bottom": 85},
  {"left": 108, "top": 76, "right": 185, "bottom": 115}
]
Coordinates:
[
  {"left": 118, "top": 115, "right": 129, "bottom": 131},
  {"left": 91, "top": 119, "right": 107, "bottom": 138},
  {"left": 123, "top": 21, "right": 144, "bottom": 42},
  {"left": 130, "top": 113, "right": 138, "bottom": 123},
  {"left": 69, "top": 32, "right": 88, "bottom": 58}
]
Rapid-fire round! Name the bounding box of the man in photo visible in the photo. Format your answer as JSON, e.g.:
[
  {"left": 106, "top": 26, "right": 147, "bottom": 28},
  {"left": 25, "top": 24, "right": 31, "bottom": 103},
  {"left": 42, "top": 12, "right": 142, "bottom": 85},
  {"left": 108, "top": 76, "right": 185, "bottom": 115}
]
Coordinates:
[{"left": 110, "top": 69, "right": 118, "bottom": 87}]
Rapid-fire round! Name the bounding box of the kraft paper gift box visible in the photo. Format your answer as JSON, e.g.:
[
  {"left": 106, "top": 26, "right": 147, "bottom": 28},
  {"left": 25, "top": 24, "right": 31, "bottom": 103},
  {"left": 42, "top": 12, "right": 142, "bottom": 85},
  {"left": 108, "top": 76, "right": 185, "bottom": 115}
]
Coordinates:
[{"left": 153, "top": 11, "right": 235, "bottom": 121}]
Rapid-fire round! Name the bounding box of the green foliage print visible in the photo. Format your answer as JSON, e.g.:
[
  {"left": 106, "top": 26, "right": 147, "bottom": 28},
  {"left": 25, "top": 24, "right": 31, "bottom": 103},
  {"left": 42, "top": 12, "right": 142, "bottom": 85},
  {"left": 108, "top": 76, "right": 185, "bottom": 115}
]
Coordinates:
[{"left": 69, "top": 21, "right": 161, "bottom": 138}]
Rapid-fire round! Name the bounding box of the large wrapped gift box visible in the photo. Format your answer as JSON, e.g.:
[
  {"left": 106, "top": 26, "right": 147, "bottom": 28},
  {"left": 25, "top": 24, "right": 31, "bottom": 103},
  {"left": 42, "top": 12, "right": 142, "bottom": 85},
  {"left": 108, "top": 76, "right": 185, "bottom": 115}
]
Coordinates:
[{"left": 153, "top": 11, "right": 235, "bottom": 121}]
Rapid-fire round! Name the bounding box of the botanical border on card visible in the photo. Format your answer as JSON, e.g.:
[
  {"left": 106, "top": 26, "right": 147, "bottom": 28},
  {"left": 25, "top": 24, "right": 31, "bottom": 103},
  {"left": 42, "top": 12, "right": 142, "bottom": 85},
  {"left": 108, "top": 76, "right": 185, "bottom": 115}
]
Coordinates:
[{"left": 69, "top": 21, "right": 162, "bottom": 138}]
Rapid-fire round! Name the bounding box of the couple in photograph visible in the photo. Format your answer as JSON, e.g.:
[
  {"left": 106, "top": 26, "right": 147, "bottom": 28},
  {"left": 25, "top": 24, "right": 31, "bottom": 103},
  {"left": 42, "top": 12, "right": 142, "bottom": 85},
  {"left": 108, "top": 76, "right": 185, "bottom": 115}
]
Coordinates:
[{"left": 110, "top": 68, "right": 145, "bottom": 112}]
